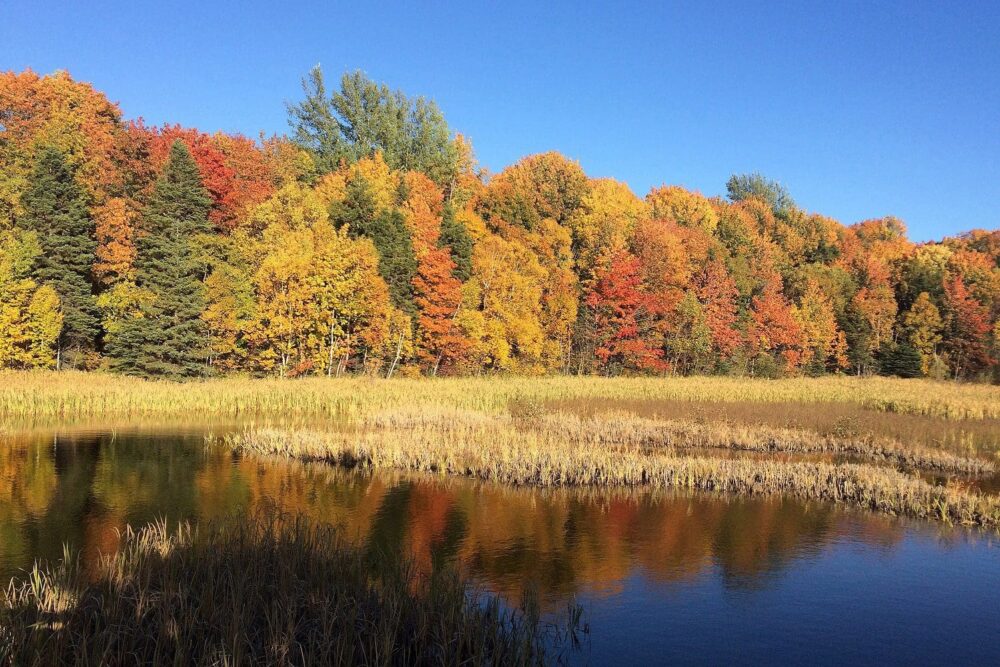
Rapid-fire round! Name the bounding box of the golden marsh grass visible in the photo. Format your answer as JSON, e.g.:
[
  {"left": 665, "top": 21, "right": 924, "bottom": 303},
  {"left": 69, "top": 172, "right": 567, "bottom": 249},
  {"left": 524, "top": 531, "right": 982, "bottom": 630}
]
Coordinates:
[
  {"left": 224, "top": 414, "right": 1000, "bottom": 528},
  {"left": 4, "top": 371, "right": 998, "bottom": 528},
  {"left": 2, "top": 371, "right": 999, "bottom": 423},
  {"left": 369, "top": 408, "right": 994, "bottom": 474}
]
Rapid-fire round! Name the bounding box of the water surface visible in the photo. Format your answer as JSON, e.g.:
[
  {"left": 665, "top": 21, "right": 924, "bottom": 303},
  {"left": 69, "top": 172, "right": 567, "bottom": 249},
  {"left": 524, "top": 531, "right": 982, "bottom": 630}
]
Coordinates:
[{"left": 2, "top": 426, "right": 999, "bottom": 665}]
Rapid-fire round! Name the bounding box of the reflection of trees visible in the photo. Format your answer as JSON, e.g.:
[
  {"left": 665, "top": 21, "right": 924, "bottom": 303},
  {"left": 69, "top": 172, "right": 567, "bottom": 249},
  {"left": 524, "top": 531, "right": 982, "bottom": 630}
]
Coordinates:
[
  {"left": 91, "top": 433, "right": 206, "bottom": 521},
  {"left": 0, "top": 435, "right": 58, "bottom": 572},
  {"left": 0, "top": 432, "right": 102, "bottom": 577},
  {"left": 216, "top": 463, "right": 908, "bottom": 605},
  {"left": 3, "top": 431, "right": 912, "bottom": 605}
]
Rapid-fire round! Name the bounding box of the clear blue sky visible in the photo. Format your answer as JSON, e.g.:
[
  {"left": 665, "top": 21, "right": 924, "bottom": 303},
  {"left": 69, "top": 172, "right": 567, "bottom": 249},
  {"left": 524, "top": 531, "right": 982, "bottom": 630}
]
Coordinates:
[{"left": 3, "top": 1, "right": 998, "bottom": 241}]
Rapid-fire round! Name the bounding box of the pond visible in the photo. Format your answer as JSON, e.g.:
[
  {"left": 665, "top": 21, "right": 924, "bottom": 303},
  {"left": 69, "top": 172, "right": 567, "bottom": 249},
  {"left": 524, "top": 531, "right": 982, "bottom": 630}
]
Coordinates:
[{"left": 2, "top": 425, "right": 999, "bottom": 664}]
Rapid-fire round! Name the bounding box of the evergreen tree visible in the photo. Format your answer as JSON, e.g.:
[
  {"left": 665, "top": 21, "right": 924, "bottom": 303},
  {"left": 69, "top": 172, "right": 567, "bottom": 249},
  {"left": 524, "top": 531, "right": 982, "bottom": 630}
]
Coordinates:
[
  {"left": 842, "top": 299, "right": 876, "bottom": 375},
  {"left": 726, "top": 172, "right": 795, "bottom": 218},
  {"left": 880, "top": 343, "right": 923, "bottom": 378},
  {"left": 108, "top": 141, "right": 212, "bottom": 378},
  {"left": 288, "top": 66, "right": 459, "bottom": 185},
  {"left": 331, "top": 177, "right": 417, "bottom": 314},
  {"left": 19, "top": 145, "right": 99, "bottom": 367},
  {"left": 439, "top": 203, "right": 473, "bottom": 282}
]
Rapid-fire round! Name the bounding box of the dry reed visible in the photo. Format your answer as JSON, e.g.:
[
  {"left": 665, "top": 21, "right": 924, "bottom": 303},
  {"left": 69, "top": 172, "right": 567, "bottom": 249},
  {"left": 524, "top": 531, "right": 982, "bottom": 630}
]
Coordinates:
[
  {"left": 368, "top": 408, "right": 994, "bottom": 474},
  {"left": 2, "top": 371, "right": 998, "bottom": 423},
  {"left": 225, "top": 424, "right": 1000, "bottom": 528}
]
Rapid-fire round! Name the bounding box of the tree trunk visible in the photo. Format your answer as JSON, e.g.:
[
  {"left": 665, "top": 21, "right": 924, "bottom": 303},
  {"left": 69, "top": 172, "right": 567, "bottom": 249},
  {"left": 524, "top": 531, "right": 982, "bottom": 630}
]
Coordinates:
[
  {"left": 327, "top": 322, "right": 336, "bottom": 377},
  {"left": 336, "top": 330, "right": 352, "bottom": 377},
  {"left": 387, "top": 332, "right": 404, "bottom": 379}
]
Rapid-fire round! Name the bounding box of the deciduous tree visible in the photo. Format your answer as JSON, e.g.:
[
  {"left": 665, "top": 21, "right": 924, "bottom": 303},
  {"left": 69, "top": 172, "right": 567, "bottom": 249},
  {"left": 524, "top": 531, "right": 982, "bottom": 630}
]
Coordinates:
[{"left": 902, "top": 292, "right": 943, "bottom": 376}]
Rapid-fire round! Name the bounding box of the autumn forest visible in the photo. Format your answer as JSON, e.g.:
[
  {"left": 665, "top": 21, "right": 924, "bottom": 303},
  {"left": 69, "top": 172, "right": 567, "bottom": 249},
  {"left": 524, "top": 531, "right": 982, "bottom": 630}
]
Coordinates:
[{"left": 1, "top": 68, "right": 997, "bottom": 381}]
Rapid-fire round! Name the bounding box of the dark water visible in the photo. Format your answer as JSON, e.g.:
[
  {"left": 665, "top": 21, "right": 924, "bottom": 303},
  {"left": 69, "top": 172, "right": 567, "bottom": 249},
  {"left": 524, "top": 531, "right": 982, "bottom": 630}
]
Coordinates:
[{"left": 2, "top": 427, "right": 999, "bottom": 665}]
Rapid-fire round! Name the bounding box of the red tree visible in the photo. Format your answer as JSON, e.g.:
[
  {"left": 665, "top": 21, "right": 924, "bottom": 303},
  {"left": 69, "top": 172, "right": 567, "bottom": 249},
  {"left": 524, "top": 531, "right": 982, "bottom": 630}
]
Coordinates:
[
  {"left": 413, "top": 247, "right": 468, "bottom": 374},
  {"left": 585, "top": 251, "right": 668, "bottom": 374},
  {"left": 748, "top": 271, "right": 803, "bottom": 371},
  {"left": 149, "top": 126, "right": 275, "bottom": 230},
  {"left": 943, "top": 275, "right": 993, "bottom": 378},
  {"left": 695, "top": 258, "right": 741, "bottom": 358}
]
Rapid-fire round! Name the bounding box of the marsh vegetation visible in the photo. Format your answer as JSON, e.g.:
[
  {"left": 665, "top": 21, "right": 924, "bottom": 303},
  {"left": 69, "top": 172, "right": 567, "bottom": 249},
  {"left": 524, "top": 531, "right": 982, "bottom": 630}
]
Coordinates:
[
  {"left": 2, "top": 372, "right": 998, "bottom": 663},
  {"left": 1, "top": 418, "right": 998, "bottom": 664},
  {"left": 4, "top": 372, "right": 998, "bottom": 526},
  {"left": 4, "top": 371, "right": 999, "bottom": 422}
]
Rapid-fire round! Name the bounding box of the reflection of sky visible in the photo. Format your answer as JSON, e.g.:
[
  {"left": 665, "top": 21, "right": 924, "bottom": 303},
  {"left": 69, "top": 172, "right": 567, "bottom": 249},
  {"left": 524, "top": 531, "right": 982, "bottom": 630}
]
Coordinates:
[
  {"left": 583, "top": 534, "right": 1000, "bottom": 665},
  {"left": 2, "top": 428, "right": 999, "bottom": 663}
]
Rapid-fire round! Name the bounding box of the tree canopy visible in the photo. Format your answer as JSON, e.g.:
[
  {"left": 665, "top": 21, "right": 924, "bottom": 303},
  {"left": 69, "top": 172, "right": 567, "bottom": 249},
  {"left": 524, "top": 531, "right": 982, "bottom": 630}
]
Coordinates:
[
  {"left": 2, "top": 68, "right": 997, "bottom": 381},
  {"left": 287, "top": 67, "right": 459, "bottom": 186}
]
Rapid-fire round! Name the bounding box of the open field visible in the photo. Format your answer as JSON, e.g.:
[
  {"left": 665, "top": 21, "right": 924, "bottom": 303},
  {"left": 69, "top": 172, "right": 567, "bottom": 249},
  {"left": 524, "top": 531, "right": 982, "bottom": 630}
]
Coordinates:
[{"left": 0, "top": 513, "right": 578, "bottom": 666}]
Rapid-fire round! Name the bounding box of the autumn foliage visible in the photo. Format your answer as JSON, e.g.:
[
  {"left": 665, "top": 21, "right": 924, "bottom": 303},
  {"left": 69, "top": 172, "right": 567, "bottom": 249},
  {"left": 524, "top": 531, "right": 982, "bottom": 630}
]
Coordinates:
[{"left": 1, "top": 69, "right": 997, "bottom": 380}]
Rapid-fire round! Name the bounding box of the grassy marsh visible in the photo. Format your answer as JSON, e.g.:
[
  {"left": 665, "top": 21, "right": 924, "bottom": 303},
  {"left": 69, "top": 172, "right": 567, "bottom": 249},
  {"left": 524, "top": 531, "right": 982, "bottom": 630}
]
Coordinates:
[
  {"left": 3, "top": 371, "right": 999, "bottom": 423},
  {"left": 4, "top": 371, "right": 998, "bottom": 528},
  {"left": 224, "top": 410, "right": 1000, "bottom": 528},
  {"left": 369, "top": 409, "right": 994, "bottom": 474}
]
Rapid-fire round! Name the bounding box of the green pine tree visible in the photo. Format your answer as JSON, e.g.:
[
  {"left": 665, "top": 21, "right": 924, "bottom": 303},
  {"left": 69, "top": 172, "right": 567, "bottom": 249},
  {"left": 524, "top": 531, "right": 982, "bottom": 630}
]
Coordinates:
[
  {"left": 842, "top": 299, "right": 876, "bottom": 375},
  {"left": 331, "top": 176, "right": 417, "bottom": 314},
  {"left": 880, "top": 343, "right": 923, "bottom": 379},
  {"left": 439, "top": 203, "right": 473, "bottom": 282},
  {"left": 19, "top": 145, "right": 99, "bottom": 367},
  {"left": 108, "top": 141, "right": 212, "bottom": 378}
]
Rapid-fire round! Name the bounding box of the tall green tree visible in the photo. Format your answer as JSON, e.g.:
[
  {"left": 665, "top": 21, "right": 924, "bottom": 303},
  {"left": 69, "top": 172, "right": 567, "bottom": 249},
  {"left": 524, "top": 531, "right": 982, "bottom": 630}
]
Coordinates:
[
  {"left": 439, "top": 204, "right": 473, "bottom": 282},
  {"left": 18, "top": 145, "right": 99, "bottom": 367},
  {"left": 330, "top": 176, "right": 417, "bottom": 315},
  {"left": 108, "top": 141, "right": 212, "bottom": 378},
  {"left": 726, "top": 172, "right": 795, "bottom": 218},
  {"left": 288, "top": 67, "right": 458, "bottom": 184}
]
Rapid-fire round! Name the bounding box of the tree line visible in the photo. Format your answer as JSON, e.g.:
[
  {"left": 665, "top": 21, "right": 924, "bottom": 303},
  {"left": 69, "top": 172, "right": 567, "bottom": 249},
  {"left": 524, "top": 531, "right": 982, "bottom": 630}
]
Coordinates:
[{"left": 1, "top": 68, "right": 997, "bottom": 380}]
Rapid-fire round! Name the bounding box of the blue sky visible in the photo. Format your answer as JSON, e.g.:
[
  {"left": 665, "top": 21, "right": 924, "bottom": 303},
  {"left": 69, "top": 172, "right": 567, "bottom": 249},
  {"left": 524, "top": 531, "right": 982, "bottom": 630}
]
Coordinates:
[{"left": 3, "top": 1, "right": 998, "bottom": 241}]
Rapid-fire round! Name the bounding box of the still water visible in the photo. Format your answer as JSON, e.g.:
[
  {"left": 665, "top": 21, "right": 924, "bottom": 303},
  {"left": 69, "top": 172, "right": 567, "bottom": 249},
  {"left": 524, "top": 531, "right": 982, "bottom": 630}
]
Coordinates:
[{"left": 2, "top": 426, "right": 999, "bottom": 665}]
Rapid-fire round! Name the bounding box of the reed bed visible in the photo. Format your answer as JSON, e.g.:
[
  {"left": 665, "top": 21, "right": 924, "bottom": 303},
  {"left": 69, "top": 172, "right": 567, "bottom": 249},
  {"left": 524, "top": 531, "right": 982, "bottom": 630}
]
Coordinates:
[
  {"left": 2, "top": 371, "right": 998, "bottom": 423},
  {"left": 225, "top": 425, "right": 1000, "bottom": 528},
  {"left": 369, "top": 408, "right": 994, "bottom": 475},
  {"left": 1, "top": 514, "right": 580, "bottom": 666}
]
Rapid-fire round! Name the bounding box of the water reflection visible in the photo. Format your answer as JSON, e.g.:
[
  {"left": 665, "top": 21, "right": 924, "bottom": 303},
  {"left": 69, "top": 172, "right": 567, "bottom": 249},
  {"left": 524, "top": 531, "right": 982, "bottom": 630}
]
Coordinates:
[
  {"left": 5, "top": 426, "right": 1000, "bottom": 663},
  {"left": 3, "top": 427, "right": 988, "bottom": 598}
]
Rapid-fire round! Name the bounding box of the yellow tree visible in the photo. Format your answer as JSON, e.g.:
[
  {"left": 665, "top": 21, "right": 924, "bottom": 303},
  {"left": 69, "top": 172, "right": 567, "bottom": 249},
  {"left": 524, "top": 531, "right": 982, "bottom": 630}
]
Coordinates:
[
  {"left": 792, "top": 280, "right": 847, "bottom": 372},
  {"left": 568, "top": 178, "right": 648, "bottom": 280},
  {"left": 458, "top": 233, "right": 546, "bottom": 373},
  {"left": 902, "top": 292, "right": 943, "bottom": 376},
  {"left": 478, "top": 152, "right": 589, "bottom": 230},
  {"left": 0, "top": 230, "right": 63, "bottom": 368},
  {"left": 512, "top": 219, "right": 578, "bottom": 370},
  {"left": 315, "top": 232, "right": 391, "bottom": 376},
  {"left": 851, "top": 284, "right": 898, "bottom": 355},
  {"left": 247, "top": 184, "right": 390, "bottom": 376},
  {"left": 646, "top": 185, "right": 718, "bottom": 235},
  {"left": 246, "top": 184, "right": 333, "bottom": 374},
  {"left": 196, "top": 234, "right": 255, "bottom": 373}
]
